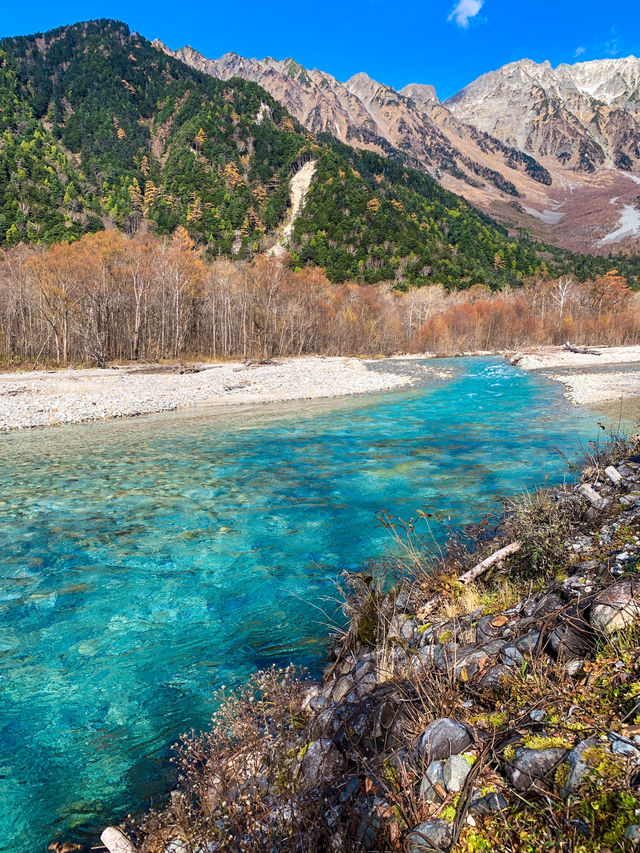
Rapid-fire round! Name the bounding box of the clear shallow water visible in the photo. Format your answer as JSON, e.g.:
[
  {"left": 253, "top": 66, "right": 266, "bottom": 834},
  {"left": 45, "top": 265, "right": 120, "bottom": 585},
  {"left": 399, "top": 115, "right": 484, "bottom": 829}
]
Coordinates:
[{"left": 0, "top": 357, "right": 611, "bottom": 852}]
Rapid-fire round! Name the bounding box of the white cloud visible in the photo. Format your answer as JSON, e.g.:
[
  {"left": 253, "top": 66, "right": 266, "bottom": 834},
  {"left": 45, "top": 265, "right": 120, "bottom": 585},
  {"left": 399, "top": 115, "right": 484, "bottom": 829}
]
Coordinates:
[
  {"left": 448, "top": 0, "right": 484, "bottom": 28},
  {"left": 574, "top": 46, "right": 586, "bottom": 58}
]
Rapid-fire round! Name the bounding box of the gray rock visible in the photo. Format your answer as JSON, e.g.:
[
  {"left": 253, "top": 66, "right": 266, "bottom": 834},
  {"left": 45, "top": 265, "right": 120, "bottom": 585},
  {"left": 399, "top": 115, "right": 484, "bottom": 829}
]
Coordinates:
[
  {"left": 515, "top": 631, "right": 541, "bottom": 656},
  {"left": 475, "top": 614, "right": 509, "bottom": 642},
  {"left": 298, "top": 739, "right": 344, "bottom": 788},
  {"left": 477, "top": 663, "right": 512, "bottom": 691},
  {"left": 480, "top": 639, "right": 507, "bottom": 655},
  {"left": 101, "top": 828, "right": 136, "bottom": 853},
  {"left": 531, "top": 592, "right": 562, "bottom": 618},
  {"left": 561, "top": 738, "right": 599, "bottom": 796},
  {"left": 565, "top": 659, "right": 585, "bottom": 677},
  {"left": 416, "top": 718, "right": 473, "bottom": 762},
  {"left": 549, "top": 607, "right": 593, "bottom": 661},
  {"left": 591, "top": 581, "right": 640, "bottom": 635},
  {"left": 405, "top": 819, "right": 454, "bottom": 852},
  {"left": 529, "top": 709, "right": 545, "bottom": 723},
  {"left": 332, "top": 674, "right": 355, "bottom": 703},
  {"left": 419, "top": 759, "right": 445, "bottom": 803},
  {"left": 443, "top": 754, "right": 472, "bottom": 792},
  {"left": 469, "top": 789, "right": 508, "bottom": 815},
  {"left": 608, "top": 732, "right": 640, "bottom": 758},
  {"left": 453, "top": 647, "right": 490, "bottom": 680},
  {"left": 506, "top": 746, "right": 567, "bottom": 792},
  {"left": 500, "top": 646, "right": 524, "bottom": 667},
  {"left": 353, "top": 798, "right": 390, "bottom": 850},
  {"left": 625, "top": 824, "right": 640, "bottom": 843}
]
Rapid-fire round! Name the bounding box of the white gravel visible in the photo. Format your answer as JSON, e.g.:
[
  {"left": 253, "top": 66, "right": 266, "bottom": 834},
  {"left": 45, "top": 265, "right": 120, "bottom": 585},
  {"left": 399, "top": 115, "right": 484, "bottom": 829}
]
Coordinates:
[
  {"left": 547, "top": 370, "right": 640, "bottom": 406},
  {"left": 514, "top": 345, "right": 640, "bottom": 371},
  {"left": 0, "top": 356, "right": 444, "bottom": 432},
  {"left": 511, "top": 345, "right": 640, "bottom": 406}
]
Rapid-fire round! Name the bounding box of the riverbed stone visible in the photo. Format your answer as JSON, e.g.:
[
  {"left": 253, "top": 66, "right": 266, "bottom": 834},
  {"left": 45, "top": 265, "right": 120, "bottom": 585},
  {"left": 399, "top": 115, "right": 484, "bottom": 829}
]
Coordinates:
[
  {"left": 416, "top": 718, "right": 473, "bottom": 762},
  {"left": 469, "top": 789, "right": 507, "bottom": 815},
  {"left": 405, "top": 820, "right": 454, "bottom": 852},
  {"left": 590, "top": 581, "right": 640, "bottom": 635},
  {"left": 506, "top": 746, "right": 568, "bottom": 792},
  {"left": 477, "top": 663, "right": 512, "bottom": 691},
  {"left": 549, "top": 607, "right": 594, "bottom": 660},
  {"left": 332, "top": 674, "right": 355, "bottom": 703},
  {"left": 443, "top": 754, "right": 472, "bottom": 792},
  {"left": 419, "top": 760, "right": 446, "bottom": 803},
  {"left": 625, "top": 824, "right": 640, "bottom": 844},
  {"left": 559, "top": 738, "right": 604, "bottom": 797},
  {"left": 298, "top": 739, "right": 344, "bottom": 788}
]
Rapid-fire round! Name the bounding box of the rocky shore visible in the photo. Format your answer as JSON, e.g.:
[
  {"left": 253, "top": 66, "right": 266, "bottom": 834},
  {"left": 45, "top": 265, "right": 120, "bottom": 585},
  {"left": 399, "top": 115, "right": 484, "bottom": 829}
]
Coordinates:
[
  {"left": 0, "top": 357, "right": 448, "bottom": 432},
  {"left": 510, "top": 344, "right": 640, "bottom": 407},
  {"left": 94, "top": 436, "right": 640, "bottom": 853}
]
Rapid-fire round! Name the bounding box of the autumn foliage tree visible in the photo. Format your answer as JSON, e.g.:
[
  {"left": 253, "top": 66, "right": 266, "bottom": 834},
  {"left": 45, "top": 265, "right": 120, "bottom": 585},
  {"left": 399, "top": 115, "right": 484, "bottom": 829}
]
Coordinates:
[{"left": 1, "top": 235, "right": 639, "bottom": 368}]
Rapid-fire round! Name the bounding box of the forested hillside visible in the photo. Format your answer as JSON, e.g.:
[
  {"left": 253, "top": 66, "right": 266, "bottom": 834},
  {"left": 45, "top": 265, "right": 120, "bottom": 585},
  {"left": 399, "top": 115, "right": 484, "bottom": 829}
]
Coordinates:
[{"left": 0, "top": 20, "right": 638, "bottom": 288}]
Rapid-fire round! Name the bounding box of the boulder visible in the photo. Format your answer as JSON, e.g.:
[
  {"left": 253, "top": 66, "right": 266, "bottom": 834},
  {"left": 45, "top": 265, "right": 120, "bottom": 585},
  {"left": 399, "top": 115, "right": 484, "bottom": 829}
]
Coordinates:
[
  {"left": 416, "top": 718, "right": 473, "bottom": 763},
  {"left": 506, "top": 746, "right": 567, "bottom": 792},
  {"left": 590, "top": 581, "right": 640, "bottom": 635},
  {"left": 405, "top": 820, "right": 454, "bottom": 852},
  {"left": 297, "top": 739, "right": 344, "bottom": 788}
]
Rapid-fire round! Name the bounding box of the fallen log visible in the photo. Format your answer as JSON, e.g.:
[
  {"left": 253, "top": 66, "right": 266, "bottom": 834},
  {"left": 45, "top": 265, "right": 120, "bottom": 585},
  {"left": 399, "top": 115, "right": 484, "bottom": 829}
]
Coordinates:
[
  {"left": 419, "top": 541, "right": 522, "bottom": 617},
  {"left": 564, "top": 341, "right": 602, "bottom": 355}
]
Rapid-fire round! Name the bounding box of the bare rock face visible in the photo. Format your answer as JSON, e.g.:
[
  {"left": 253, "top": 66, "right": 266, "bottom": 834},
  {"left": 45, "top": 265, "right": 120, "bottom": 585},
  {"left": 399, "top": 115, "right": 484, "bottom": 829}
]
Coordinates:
[
  {"left": 590, "top": 580, "right": 640, "bottom": 635},
  {"left": 152, "top": 43, "right": 553, "bottom": 210},
  {"left": 446, "top": 56, "right": 640, "bottom": 173},
  {"left": 153, "top": 41, "right": 640, "bottom": 252}
]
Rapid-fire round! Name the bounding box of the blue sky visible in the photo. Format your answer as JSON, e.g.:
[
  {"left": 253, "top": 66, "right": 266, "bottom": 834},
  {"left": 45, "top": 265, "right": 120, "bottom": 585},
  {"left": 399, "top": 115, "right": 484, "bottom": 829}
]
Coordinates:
[{"left": 1, "top": 0, "right": 638, "bottom": 99}]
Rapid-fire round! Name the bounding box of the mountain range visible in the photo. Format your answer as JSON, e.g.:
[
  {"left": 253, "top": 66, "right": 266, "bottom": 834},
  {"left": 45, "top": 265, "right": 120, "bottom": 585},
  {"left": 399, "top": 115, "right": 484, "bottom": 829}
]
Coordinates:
[
  {"left": 0, "top": 19, "right": 638, "bottom": 289},
  {"left": 154, "top": 42, "right": 640, "bottom": 253}
]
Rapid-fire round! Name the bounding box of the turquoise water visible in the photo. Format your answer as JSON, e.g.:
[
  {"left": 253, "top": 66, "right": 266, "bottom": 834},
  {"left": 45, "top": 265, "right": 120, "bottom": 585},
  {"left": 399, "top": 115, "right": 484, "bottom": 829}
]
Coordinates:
[{"left": 0, "top": 358, "right": 610, "bottom": 852}]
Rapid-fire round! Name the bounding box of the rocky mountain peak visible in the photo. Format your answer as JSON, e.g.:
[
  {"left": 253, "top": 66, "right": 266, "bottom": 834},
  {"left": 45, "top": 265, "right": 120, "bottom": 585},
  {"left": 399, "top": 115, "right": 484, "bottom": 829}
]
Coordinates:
[{"left": 399, "top": 83, "right": 439, "bottom": 106}]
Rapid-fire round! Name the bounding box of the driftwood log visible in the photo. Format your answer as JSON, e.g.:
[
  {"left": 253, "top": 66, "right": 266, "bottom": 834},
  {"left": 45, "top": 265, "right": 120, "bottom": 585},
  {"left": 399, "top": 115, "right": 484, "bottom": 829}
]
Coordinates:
[
  {"left": 419, "top": 541, "right": 522, "bottom": 617},
  {"left": 564, "top": 341, "right": 602, "bottom": 355}
]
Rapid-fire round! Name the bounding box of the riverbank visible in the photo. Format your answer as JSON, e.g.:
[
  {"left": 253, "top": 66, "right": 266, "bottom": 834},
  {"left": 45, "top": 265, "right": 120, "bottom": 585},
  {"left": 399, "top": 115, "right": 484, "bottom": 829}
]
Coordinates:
[
  {"left": 0, "top": 357, "right": 450, "bottom": 432},
  {"left": 100, "top": 436, "right": 640, "bottom": 853},
  {"left": 511, "top": 344, "right": 640, "bottom": 410}
]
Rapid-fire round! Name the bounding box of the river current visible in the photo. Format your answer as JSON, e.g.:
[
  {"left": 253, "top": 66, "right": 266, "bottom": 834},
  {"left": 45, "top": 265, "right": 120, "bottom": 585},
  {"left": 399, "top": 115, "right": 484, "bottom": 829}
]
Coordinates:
[{"left": 0, "top": 358, "right": 611, "bottom": 851}]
